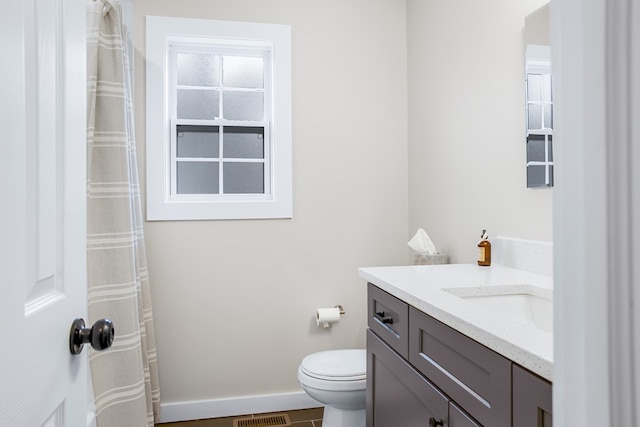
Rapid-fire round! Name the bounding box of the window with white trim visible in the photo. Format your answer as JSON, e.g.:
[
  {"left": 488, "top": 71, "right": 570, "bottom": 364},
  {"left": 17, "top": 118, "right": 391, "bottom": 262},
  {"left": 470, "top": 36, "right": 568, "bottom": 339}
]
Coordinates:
[{"left": 146, "top": 17, "right": 292, "bottom": 220}]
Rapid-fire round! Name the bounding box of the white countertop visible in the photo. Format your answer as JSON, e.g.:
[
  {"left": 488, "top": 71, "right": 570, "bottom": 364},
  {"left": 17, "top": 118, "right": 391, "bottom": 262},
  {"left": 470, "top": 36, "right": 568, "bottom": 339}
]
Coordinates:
[{"left": 359, "top": 263, "right": 553, "bottom": 381}]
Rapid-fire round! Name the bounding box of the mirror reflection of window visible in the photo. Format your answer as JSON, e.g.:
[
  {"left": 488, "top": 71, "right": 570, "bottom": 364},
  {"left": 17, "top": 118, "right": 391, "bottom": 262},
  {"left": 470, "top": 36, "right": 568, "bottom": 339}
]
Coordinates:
[{"left": 525, "top": 45, "right": 553, "bottom": 188}]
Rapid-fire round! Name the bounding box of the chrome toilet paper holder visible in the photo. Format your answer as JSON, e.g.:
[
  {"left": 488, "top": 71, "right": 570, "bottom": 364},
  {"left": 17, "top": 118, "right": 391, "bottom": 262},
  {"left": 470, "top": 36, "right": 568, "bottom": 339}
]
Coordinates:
[{"left": 316, "top": 305, "right": 347, "bottom": 328}]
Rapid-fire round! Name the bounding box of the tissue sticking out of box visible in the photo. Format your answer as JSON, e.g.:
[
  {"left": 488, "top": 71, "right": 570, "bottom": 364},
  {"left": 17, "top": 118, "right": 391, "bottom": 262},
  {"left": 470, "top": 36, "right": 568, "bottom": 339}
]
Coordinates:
[
  {"left": 408, "top": 228, "right": 438, "bottom": 255},
  {"left": 408, "top": 229, "right": 448, "bottom": 265}
]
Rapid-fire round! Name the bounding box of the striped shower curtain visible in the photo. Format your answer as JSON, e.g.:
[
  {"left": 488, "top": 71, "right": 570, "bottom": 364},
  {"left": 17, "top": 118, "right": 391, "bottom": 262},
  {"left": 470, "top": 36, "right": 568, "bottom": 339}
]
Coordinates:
[{"left": 86, "top": 1, "right": 161, "bottom": 425}]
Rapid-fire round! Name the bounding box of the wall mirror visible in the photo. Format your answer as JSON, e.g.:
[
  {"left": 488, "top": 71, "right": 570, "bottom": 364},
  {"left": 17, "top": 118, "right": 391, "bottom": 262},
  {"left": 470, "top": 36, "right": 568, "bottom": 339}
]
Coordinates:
[{"left": 524, "top": 3, "right": 553, "bottom": 188}]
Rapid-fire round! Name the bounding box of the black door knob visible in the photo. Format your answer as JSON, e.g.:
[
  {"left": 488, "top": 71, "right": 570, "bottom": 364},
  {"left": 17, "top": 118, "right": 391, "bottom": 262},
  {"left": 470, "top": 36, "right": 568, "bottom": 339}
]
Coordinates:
[
  {"left": 69, "top": 318, "right": 115, "bottom": 355},
  {"left": 429, "top": 418, "right": 444, "bottom": 427}
]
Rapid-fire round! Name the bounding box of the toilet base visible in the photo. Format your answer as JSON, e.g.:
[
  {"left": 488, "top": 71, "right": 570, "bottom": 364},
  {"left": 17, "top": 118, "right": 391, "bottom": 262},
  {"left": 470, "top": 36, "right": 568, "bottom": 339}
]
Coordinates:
[{"left": 321, "top": 406, "right": 365, "bottom": 427}]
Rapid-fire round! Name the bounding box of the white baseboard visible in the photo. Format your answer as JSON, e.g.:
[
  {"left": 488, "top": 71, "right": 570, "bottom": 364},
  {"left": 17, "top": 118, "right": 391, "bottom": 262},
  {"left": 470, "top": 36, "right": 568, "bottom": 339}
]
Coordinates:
[{"left": 159, "top": 391, "right": 320, "bottom": 423}]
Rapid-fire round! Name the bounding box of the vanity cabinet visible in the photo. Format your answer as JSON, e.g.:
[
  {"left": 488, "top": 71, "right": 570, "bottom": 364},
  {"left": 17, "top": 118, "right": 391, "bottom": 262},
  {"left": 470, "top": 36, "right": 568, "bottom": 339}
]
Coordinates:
[
  {"left": 367, "top": 283, "right": 552, "bottom": 427},
  {"left": 513, "top": 364, "right": 553, "bottom": 427},
  {"left": 409, "top": 306, "right": 511, "bottom": 426},
  {"left": 367, "top": 330, "right": 448, "bottom": 426},
  {"left": 367, "top": 283, "right": 409, "bottom": 358},
  {"left": 450, "top": 402, "right": 481, "bottom": 427}
]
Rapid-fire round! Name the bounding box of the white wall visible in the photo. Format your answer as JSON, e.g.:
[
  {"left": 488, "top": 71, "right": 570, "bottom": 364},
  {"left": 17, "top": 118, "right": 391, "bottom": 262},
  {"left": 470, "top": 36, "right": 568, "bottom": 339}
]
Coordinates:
[
  {"left": 134, "top": 0, "right": 408, "bottom": 408},
  {"left": 407, "top": 0, "right": 552, "bottom": 263}
]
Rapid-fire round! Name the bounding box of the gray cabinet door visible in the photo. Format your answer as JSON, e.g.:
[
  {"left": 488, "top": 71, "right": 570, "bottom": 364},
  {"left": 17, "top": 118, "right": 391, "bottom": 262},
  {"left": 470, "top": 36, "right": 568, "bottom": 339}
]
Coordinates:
[
  {"left": 367, "top": 330, "right": 448, "bottom": 427},
  {"left": 513, "top": 364, "right": 552, "bottom": 427}
]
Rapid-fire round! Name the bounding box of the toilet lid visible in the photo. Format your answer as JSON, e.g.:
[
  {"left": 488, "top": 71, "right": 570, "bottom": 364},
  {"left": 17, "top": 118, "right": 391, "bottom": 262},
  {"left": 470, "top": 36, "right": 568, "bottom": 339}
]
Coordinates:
[{"left": 300, "top": 349, "right": 366, "bottom": 381}]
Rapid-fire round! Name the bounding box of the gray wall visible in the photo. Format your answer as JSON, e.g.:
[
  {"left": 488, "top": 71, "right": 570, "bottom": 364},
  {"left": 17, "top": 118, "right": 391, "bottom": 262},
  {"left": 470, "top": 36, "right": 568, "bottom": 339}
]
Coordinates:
[{"left": 134, "top": 0, "right": 409, "bottom": 404}]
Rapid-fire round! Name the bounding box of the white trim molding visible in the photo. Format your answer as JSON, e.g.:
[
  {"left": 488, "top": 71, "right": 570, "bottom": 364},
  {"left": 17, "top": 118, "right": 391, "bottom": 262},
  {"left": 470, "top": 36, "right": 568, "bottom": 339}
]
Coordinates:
[
  {"left": 553, "top": 0, "right": 640, "bottom": 425},
  {"left": 145, "top": 16, "right": 293, "bottom": 221},
  {"left": 159, "top": 392, "right": 318, "bottom": 423},
  {"left": 605, "top": 0, "right": 640, "bottom": 424}
]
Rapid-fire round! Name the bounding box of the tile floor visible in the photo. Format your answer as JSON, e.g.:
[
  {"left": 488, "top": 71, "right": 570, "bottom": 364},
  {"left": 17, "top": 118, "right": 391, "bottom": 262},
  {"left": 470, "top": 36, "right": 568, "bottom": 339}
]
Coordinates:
[{"left": 156, "top": 407, "right": 324, "bottom": 427}]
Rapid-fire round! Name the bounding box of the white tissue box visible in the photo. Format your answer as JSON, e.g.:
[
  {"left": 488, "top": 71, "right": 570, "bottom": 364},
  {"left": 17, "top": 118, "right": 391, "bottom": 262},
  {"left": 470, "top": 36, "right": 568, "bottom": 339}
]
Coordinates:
[{"left": 413, "top": 252, "right": 448, "bottom": 265}]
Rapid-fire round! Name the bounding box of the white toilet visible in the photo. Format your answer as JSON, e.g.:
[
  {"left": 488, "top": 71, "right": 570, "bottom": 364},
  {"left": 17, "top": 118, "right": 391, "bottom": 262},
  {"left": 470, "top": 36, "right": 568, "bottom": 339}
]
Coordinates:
[{"left": 297, "top": 349, "right": 367, "bottom": 427}]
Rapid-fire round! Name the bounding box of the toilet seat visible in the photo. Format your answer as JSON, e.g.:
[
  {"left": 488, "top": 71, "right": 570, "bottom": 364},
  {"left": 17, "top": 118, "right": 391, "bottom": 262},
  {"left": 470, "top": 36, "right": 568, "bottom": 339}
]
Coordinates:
[
  {"left": 299, "top": 349, "right": 366, "bottom": 382},
  {"left": 297, "top": 349, "right": 367, "bottom": 425}
]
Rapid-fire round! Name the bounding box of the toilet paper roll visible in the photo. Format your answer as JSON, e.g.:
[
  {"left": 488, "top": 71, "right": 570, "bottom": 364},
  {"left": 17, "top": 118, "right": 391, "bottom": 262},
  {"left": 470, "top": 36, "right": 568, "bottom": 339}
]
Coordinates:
[{"left": 316, "top": 307, "right": 341, "bottom": 328}]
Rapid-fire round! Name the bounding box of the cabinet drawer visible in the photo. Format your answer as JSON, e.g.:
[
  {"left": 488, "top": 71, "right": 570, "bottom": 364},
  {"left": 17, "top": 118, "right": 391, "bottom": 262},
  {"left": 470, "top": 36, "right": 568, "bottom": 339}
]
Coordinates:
[
  {"left": 450, "top": 402, "right": 482, "bottom": 427},
  {"left": 368, "top": 284, "right": 409, "bottom": 358},
  {"left": 409, "top": 307, "right": 511, "bottom": 427},
  {"left": 367, "top": 330, "right": 448, "bottom": 427}
]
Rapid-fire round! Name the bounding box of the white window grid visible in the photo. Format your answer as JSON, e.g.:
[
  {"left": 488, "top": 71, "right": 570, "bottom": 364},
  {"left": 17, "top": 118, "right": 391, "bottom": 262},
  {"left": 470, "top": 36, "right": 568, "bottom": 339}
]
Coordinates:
[
  {"left": 525, "top": 70, "right": 553, "bottom": 133},
  {"left": 525, "top": 64, "right": 554, "bottom": 187},
  {"left": 168, "top": 43, "right": 273, "bottom": 200}
]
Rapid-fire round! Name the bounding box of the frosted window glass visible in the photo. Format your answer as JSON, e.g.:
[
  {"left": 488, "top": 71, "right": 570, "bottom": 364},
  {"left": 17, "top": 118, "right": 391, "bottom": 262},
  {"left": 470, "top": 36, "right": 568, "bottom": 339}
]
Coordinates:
[
  {"left": 177, "top": 89, "right": 219, "bottom": 119},
  {"left": 177, "top": 53, "right": 220, "bottom": 87},
  {"left": 542, "top": 75, "right": 552, "bottom": 102},
  {"left": 223, "top": 56, "right": 264, "bottom": 88},
  {"left": 223, "top": 91, "right": 264, "bottom": 121},
  {"left": 223, "top": 162, "right": 264, "bottom": 194},
  {"left": 544, "top": 105, "right": 553, "bottom": 129},
  {"left": 527, "top": 74, "right": 541, "bottom": 102},
  {"left": 527, "top": 165, "right": 547, "bottom": 188},
  {"left": 527, "top": 135, "right": 546, "bottom": 162},
  {"left": 223, "top": 127, "right": 264, "bottom": 159},
  {"left": 548, "top": 136, "right": 553, "bottom": 161},
  {"left": 177, "top": 162, "right": 219, "bottom": 194},
  {"left": 177, "top": 126, "right": 219, "bottom": 158},
  {"left": 528, "top": 104, "right": 542, "bottom": 130}
]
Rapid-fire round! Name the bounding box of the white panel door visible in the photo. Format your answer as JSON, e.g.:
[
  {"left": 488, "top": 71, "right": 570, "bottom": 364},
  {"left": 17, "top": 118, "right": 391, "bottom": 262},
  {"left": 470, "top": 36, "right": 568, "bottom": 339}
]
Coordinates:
[{"left": 0, "top": 0, "right": 88, "bottom": 426}]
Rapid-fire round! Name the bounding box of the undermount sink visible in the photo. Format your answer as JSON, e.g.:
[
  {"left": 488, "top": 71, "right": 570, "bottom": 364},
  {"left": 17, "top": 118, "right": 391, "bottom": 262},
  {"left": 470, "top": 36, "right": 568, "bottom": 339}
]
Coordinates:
[{"left": 443, "top": 285, "right": 553, "bottom": 334}]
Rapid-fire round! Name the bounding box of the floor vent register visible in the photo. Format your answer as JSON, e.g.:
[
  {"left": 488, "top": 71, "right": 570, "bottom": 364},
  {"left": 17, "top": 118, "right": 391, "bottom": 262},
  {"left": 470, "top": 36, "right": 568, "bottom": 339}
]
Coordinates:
[{"left": 232, "top": 413, "right": 292, "bottom": 427}]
